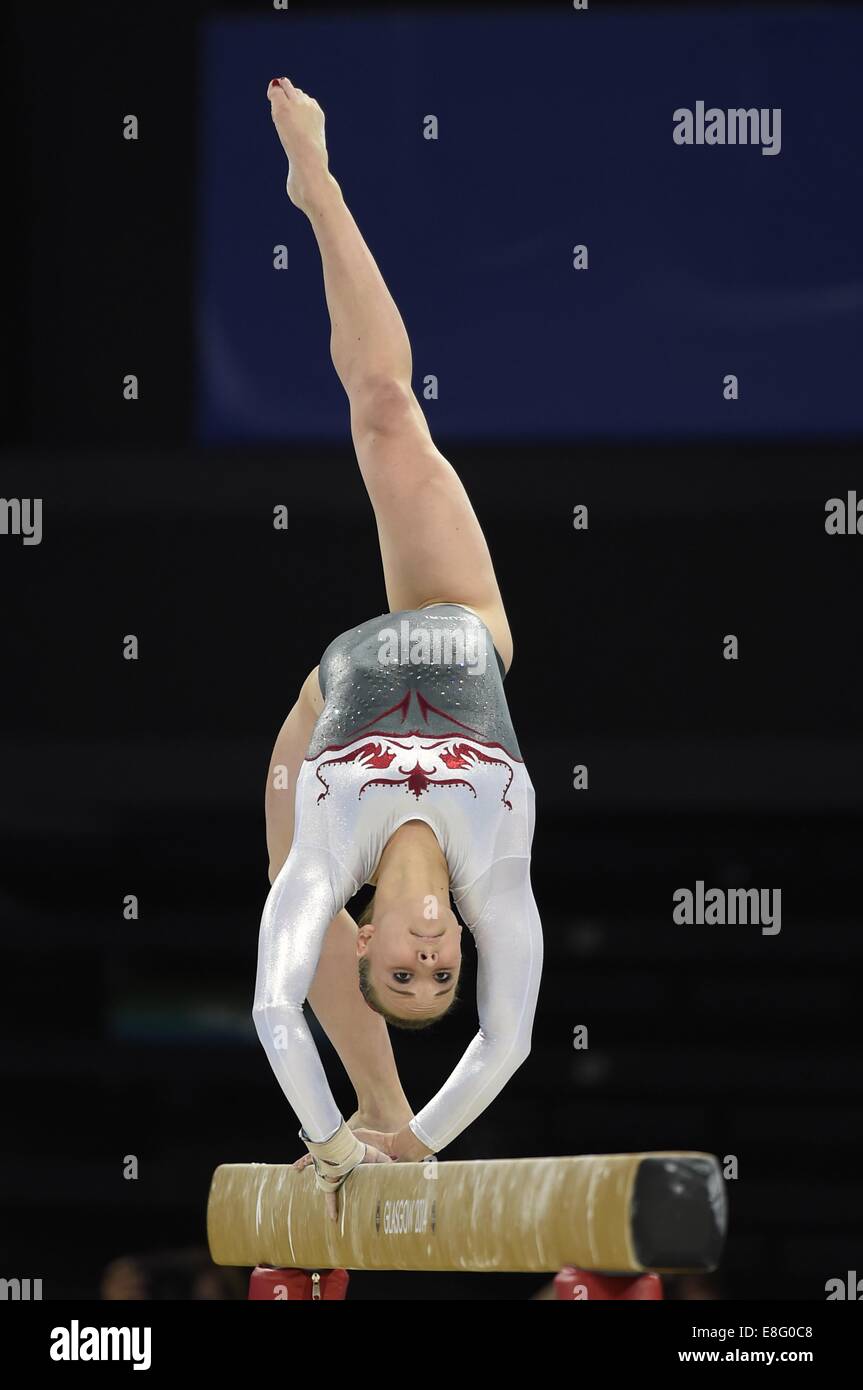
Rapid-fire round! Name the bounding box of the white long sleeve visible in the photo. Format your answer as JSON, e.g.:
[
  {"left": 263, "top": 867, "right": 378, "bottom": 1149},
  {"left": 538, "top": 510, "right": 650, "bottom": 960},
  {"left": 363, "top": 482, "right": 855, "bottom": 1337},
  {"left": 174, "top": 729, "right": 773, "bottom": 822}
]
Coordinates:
[
  {"left": 408, "top": 854, "right": 544, "bottom": 1152},
  {"left": 252, "top": 843, "right": 357, "bottom": 1143}
]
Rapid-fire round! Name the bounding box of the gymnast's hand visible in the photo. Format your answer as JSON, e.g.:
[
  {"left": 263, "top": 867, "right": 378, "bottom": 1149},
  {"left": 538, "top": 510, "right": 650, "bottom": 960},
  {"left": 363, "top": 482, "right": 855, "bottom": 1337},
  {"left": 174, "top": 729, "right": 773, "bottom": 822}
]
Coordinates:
[{"left": 292, "top": 1144, "right": 394, "bottom": 1222}]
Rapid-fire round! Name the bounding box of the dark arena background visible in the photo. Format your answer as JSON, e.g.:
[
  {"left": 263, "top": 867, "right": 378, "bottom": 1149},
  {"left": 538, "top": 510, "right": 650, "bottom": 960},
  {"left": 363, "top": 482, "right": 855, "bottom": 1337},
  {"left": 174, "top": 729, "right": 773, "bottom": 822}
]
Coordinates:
[{"left": 2, "top": 0, "right": 862, "bottom": 1333}]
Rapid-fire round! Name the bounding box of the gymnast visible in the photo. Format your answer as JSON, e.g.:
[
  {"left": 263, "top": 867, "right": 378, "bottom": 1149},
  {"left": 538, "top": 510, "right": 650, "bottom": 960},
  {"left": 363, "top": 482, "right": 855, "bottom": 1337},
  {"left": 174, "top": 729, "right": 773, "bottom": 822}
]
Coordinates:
[{"left": 254, "top": 77, "right": 544, "bottom": 1216}]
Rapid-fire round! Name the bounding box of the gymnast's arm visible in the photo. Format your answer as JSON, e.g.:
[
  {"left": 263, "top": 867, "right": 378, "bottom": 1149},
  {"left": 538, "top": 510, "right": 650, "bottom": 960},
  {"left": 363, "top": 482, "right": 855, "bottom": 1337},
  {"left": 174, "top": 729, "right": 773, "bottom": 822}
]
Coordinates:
[
  {"left": 404, "top": 855, "right": 544, "bottom": 1155},
  {"left": 252, "top": 842, "right": 357, "bottom": 1143}
]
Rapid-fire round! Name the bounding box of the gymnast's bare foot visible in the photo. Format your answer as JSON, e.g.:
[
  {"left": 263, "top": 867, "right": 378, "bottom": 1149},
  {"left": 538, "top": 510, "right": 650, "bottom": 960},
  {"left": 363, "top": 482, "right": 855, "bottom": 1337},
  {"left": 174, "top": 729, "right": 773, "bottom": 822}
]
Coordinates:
[
  {"left": 267, "top": 77, "right": 335, "bottom": 212},
  {"left": 347, "top": 1105, "right": 415, "bottom": 1134}
]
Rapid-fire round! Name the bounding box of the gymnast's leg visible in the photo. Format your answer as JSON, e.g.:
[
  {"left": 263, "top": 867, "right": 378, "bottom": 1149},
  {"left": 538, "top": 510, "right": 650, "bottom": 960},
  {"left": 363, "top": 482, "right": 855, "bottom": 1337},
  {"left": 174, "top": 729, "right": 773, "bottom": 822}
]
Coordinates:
[{"left": 267, "top": 77, "right": 513, "bottom": 669}]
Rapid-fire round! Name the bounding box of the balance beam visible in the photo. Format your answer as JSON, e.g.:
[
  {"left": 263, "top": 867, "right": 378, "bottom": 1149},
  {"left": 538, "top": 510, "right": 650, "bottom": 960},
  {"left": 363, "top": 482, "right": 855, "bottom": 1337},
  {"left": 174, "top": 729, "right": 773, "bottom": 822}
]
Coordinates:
[{"left": 207, "top": 1151, "right": 726, "bottom": 1274}]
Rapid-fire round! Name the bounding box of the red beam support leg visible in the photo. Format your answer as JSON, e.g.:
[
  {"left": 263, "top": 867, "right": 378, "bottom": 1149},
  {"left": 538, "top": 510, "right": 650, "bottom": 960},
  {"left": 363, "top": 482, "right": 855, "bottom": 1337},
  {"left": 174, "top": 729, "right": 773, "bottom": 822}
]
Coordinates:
[
  {"left": 554, "top": 1267, "right": 663, "bottom": 1300},
  {"left": 248, "top": 1266, "right": 350, "bottom": 1300}
]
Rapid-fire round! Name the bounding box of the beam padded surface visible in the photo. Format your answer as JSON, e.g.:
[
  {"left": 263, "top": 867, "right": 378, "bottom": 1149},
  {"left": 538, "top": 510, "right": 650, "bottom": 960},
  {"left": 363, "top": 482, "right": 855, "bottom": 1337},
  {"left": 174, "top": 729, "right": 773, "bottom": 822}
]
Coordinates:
[{"left": 207, "top": 1152, "right": 726, "bottom": 1274}]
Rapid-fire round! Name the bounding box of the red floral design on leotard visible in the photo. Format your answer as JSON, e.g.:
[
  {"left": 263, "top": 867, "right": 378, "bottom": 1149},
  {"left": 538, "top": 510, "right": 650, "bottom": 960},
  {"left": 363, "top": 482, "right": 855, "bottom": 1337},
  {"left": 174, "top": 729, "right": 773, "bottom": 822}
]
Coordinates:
[{"left": 314, "top": 736, "right": 513, "bottom": 809}]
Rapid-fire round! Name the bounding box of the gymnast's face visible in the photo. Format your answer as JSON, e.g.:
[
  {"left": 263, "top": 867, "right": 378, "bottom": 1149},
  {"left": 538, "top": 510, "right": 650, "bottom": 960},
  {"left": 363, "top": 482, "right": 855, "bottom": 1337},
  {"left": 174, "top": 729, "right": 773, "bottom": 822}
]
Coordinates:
[{"left": 357, "top": 902, "right": 462, "bottom": 1021}]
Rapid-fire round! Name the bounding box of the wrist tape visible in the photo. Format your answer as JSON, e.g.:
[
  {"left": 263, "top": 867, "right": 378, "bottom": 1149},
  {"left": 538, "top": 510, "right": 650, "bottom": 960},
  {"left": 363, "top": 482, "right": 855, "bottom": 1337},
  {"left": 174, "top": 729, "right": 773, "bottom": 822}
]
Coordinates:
[{"left": 300, "top": 1120, "right": 366, "bottom": 1194}]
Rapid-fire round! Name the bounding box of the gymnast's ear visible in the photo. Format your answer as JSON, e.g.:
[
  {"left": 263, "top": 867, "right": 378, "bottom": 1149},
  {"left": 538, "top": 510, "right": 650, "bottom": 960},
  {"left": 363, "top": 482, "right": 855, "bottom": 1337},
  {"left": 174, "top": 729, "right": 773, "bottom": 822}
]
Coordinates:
[{"left": 356, "top": 924, "right": 376, "bottom": 954}]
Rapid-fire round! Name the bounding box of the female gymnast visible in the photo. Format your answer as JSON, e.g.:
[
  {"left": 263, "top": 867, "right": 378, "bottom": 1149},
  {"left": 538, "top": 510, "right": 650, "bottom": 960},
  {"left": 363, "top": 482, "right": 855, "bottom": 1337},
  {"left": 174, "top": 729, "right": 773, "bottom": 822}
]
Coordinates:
[{"left": 254, "top": 77, "right": 544, "bottom": 1214}]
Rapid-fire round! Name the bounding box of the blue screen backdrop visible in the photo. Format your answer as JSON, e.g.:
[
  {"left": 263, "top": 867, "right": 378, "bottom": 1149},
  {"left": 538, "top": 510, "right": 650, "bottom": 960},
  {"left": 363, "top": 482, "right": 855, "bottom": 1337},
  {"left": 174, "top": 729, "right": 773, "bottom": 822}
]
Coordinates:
[{"left": 197, "top": 7, "right": 863, "bottom": 442}]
